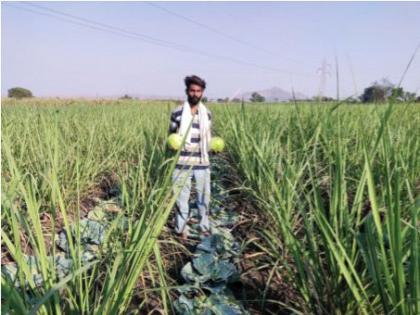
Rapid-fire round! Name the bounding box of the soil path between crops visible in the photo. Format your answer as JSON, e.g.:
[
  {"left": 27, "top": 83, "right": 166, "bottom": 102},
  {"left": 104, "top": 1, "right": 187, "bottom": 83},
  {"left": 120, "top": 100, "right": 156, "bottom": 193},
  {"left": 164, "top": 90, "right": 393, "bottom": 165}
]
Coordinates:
[
  {"left": 166, "top": 153, "right": 250, "bottom": 313},
  {"left": 166, "top": 153, "right": 291, "bottom": 315},
  {"left": 207, "top": 153, "right": 294, "bottom": 315}
]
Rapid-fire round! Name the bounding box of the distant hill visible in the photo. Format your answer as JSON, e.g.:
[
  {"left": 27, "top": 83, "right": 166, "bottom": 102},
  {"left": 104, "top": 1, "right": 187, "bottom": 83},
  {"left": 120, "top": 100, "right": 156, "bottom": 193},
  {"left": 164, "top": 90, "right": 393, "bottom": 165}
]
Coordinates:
[{"left": 238, "top": 86, "right": 307, "bottom": 102}]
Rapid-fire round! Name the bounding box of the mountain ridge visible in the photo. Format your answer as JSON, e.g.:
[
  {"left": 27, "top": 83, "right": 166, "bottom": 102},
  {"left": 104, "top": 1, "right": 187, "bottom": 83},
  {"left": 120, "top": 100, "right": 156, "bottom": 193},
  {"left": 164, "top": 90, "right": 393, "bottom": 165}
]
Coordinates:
[{"left": 237, "top": 86, "right": 307, "bottom": 101}]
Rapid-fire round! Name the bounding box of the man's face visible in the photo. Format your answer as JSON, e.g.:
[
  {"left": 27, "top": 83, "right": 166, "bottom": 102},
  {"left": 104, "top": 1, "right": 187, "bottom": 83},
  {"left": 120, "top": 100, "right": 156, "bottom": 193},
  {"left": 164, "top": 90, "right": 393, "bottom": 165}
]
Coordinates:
[{"left": 186, "top": 84, "right": 203, "bottom": 105}]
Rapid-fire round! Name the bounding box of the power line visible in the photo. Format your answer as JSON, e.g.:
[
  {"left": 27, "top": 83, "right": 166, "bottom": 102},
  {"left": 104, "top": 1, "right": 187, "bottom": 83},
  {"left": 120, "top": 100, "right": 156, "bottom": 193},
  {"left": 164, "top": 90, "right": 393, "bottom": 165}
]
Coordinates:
[
  {"left": 20, "top": 2, "right": 210, "bottom": 52},
  {"left": 5, "top": 3, "right": 181, "bottom": 50},
  {"left": 8, "top": 2, "right": 317, "bottom": 78},
  {"left": 146, "top": 1, "right": 316, "bottom": 68}
]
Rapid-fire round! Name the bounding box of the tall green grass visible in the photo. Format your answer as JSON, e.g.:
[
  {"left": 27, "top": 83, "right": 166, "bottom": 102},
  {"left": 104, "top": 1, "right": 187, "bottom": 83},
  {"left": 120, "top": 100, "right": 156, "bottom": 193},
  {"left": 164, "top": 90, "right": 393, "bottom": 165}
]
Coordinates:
[
  {"left": 222, "top": 102, "right": 419, "bottom": 314},
  {"left": 1, "top": 100, "right": 184, "bottom": 314},
  {"left": 2, "top": 99, "right": 419, "bottom": 314}
]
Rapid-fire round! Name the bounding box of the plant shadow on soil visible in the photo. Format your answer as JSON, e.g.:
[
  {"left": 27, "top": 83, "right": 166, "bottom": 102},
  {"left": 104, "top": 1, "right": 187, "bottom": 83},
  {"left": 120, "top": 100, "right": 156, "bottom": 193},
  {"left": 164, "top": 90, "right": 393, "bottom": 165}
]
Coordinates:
[
  {"left": 3, "top": 165, "right": 296, "bottom": 314},
  {"left": 159, "top": 154, "right": 298, "bottom": 315}
]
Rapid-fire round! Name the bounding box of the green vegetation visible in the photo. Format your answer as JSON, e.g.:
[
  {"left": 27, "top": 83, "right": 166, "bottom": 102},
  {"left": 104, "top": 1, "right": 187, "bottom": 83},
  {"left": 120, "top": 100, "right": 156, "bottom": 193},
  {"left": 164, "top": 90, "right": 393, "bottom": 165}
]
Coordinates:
[
  {"left": 249, "top": 92, "right": 265, "bottom": 103},
  {"left": 360, "top": 79, "right": 417, "bottom": 103},
  {"left": 7, "top": 87, "right": 33, "bottom": 99},
  {"left": 1, "top": 99, "right": 183, "bottom": 314},
  {"left": 210, "top": 137, "right": 225, "bottom": 153},
  {"left": 1, "top": 98, "right": 419, "bottom": 314},
  {"left": 222, "top": 102, "right": 420, "bottom": 314},
  {"left": 168, "top": 133, "right": 182, "bottom": 151}
]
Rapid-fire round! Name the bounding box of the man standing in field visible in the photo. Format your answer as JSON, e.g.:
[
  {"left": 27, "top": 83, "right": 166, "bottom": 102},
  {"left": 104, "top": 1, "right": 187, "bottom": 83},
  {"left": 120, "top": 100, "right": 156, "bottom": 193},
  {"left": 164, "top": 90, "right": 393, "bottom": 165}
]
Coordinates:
[{"left": 168, "top": 75, "right": 212, "bottom": 239}]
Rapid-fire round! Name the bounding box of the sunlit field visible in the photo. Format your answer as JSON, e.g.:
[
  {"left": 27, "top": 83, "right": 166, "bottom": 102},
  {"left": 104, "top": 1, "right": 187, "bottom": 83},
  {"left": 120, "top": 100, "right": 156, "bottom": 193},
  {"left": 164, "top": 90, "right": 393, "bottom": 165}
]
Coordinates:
[{"left": 1, "top": 98, "right": 419, "bottom": 314}]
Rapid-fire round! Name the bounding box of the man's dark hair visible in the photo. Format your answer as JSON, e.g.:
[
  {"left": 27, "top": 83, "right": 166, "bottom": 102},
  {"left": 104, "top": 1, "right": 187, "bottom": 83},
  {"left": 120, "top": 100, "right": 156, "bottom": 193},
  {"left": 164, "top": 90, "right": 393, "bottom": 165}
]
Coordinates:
[{"left": 184, "top": 75, "right": 206, "bottom": 90}]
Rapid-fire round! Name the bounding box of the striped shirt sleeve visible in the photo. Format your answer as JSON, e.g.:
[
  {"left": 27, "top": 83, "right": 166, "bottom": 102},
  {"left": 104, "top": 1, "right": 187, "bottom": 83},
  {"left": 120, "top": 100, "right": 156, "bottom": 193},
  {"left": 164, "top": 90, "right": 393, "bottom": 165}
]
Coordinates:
[
  {"left": 168, "top": 106, "right": 212, "bottom": 134},
  {"left": 168, "top": 108, "right": 181, "bottom": 134}
]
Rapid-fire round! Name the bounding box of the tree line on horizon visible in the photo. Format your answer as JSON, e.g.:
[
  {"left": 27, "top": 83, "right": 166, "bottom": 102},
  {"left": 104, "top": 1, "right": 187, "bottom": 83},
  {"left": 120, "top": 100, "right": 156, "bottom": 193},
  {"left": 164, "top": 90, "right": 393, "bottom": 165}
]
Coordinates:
[{"left": 7, "top": 78, "right": 420, "bottom": 103}]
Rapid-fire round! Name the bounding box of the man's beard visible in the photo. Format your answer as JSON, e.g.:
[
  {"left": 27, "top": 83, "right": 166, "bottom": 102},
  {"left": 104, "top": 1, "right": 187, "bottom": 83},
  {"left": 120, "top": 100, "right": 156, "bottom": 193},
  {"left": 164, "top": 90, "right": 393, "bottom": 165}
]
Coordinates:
[{"left": 188, "top": 95, "right": 201, "bottom": 105}]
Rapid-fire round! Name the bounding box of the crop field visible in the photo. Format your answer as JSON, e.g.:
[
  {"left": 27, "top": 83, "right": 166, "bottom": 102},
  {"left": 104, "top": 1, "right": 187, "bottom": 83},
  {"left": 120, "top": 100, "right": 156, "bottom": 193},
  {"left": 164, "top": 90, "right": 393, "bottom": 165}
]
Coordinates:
[{"left": 1, "top": 98, "right": 419, "bottom": 315}]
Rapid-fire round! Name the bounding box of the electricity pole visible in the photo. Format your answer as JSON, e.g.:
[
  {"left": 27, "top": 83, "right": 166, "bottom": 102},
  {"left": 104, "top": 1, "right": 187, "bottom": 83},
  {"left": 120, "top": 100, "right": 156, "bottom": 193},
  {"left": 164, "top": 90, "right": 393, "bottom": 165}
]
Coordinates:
[{"left": 317, "top": 58, "right": 331, "bottom": 101}]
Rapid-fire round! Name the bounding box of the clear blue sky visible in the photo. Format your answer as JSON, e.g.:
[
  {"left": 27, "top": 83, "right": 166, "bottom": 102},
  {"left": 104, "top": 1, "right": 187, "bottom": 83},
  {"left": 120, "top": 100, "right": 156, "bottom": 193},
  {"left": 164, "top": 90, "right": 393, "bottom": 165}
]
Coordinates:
[{"left": 2, "top": 1, "right": 420, "bottom": 99}]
